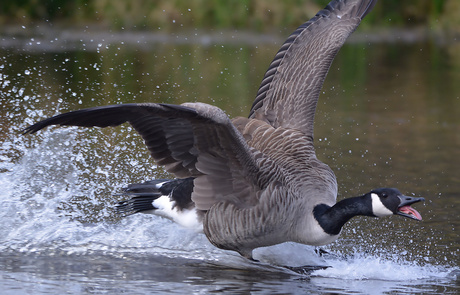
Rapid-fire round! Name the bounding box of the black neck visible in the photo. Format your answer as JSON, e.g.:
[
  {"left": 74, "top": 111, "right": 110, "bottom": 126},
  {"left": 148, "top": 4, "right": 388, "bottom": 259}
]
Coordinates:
[{"left": 313, "top": 195, "right": 374, "bottom": 235}]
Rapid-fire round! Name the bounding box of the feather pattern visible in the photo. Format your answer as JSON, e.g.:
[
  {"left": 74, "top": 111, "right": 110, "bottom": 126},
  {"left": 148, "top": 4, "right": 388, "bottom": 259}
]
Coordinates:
[
  {"left": 23, "top": 0, "right": 379, "bottom": 259},
  {"left": 249, "top": 0, "right": 377, "bottom": 139}
]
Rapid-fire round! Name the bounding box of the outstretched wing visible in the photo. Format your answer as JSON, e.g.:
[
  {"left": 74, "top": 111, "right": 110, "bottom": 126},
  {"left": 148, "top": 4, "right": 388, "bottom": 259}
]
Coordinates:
[
  {"left": 249, "top": 0, "right": 377, "bottom": 138},
  {"left": 23, "top": 103, "right": 263, "bottom": 210}
]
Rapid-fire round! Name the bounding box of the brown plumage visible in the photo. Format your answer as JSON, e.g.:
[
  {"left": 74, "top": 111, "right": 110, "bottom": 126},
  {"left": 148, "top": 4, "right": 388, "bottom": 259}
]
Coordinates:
[{"left": 24, "top": 0, "right": 388, "bottom": 259}]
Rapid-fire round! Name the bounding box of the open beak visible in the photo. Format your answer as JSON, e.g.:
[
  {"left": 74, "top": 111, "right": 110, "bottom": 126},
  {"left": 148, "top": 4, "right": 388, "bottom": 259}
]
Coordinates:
[{"left": 396, "top": 195, "right": 425, "bottom": 221}]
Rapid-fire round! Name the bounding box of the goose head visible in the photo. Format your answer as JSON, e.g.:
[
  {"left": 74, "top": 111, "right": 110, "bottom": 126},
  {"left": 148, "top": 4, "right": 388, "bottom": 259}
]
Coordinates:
[
  {"left": 369, "top": 188, "right": 424, "bottom": 220},
  {"left": 314, "top": 187, "right": 425, "bottom": 236}
]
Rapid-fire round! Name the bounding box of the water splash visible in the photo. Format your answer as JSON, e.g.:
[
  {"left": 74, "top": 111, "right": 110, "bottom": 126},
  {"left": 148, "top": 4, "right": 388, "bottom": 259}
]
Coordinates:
[
  {"left": 0, "top": 104, "right": 457, "bottom": 295},
  {"left": 312, "top": 253, "right": 456, "bottom": 281}
]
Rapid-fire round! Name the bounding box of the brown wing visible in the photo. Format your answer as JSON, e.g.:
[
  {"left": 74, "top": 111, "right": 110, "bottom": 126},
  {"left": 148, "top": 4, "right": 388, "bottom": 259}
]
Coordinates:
[
  {"left": 249, "top": 0, "right": 377, "bottom": 138},
  {"left": 23, "top": 103, "right": 265, "bottom": 210}
]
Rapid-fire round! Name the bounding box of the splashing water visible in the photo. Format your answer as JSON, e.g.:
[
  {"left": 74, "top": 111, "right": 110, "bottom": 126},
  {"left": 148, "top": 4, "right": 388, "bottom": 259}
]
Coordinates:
[
  {"left": 0, "top": 126, "right": 216, "bottom": 258},
  {"left": 1, "top": 123, "right": 457, "bottom": 287},
  {"left": 0, "top": 84, "right": 458, "bottom": 294},
  {"left": 312, "top": 252, "right": 455, "bottom": 280}
]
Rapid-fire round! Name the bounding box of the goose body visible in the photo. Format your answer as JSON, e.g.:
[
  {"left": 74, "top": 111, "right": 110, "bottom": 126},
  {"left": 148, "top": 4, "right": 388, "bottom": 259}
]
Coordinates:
[{"left": 24, "top": 0, "right": 424, "bottom": 259}]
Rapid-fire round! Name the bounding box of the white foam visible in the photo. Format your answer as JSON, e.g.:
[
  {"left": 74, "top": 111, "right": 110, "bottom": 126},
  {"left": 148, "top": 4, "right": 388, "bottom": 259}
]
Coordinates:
[
  {"left": 312, "top": 253, "right": 455, "bottom": 281},
  {"left": 0, "top": 128, "right": 215, "bottom": 259}
]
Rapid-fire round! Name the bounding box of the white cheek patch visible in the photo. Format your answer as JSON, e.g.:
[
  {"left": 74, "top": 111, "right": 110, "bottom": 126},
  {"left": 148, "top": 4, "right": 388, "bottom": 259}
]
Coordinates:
[{"left": 371, "top": 193, "right": 393, "bottom": 217}]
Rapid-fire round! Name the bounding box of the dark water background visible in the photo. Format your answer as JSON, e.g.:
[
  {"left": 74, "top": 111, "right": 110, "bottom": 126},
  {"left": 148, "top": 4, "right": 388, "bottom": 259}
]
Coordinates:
[{"left": 0, "top": 28, "right": 459, "bottom": 294}]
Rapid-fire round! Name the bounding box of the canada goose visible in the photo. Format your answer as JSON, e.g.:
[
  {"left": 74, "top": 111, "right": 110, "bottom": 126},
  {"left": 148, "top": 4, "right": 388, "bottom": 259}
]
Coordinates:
[{"left": 23, "top": 0, "right": 424, "bottom": 260}]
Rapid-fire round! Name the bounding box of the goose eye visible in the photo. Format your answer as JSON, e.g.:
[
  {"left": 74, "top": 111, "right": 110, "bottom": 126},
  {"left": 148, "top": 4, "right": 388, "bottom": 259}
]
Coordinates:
[{"left": 381, "top": 193, "right": 388, "bottom": 198}]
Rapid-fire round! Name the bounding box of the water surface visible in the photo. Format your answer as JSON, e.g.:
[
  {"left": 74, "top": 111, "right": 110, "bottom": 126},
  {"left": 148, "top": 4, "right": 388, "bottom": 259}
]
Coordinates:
[{"left": 0, "top": 29, "right": 459, "bottom": 294}]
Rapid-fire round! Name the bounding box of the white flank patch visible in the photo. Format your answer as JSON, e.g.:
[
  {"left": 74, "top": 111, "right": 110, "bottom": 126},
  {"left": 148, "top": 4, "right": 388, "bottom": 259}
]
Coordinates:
[
  {"left": 371, "top": 193, "right": 393, "bottom": 217},
  {"left": 152, "top": 195, "right": 203, "bottom": 232}
]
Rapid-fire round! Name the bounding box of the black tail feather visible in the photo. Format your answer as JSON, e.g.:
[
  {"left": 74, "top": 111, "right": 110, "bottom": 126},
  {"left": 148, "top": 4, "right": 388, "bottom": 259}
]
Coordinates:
[
  {"left": 115, "top": 177, "right": 195, "bottom": 215},
  {"left": 116, "top": 195, "right": 160, "bottom": 215}
]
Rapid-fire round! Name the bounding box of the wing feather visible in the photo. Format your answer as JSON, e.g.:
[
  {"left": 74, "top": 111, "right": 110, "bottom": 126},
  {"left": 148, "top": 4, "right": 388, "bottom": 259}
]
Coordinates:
[
  {"left": 249, "top": 0, "right": 377, "bottom": 138},
  {"left": 23, "top": 103, "right": 264, "bottom": 210}
]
